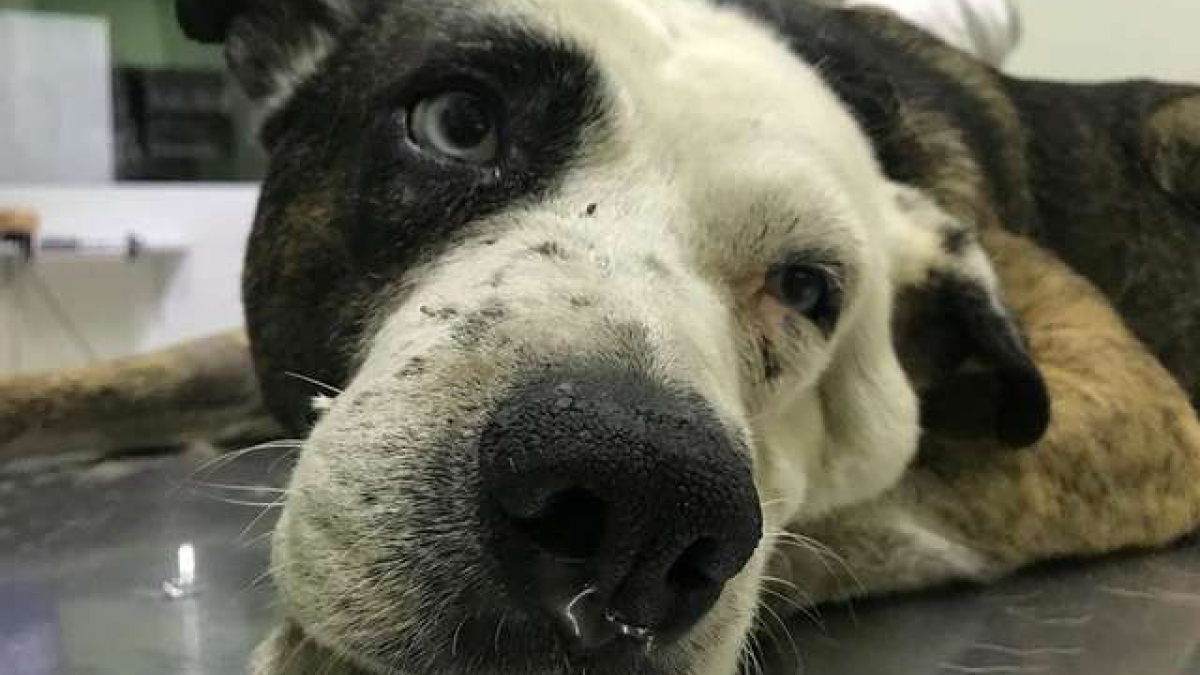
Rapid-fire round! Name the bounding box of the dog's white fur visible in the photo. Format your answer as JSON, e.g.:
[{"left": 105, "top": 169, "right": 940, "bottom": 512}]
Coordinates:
[{"left": 263, "top": 2, "right": 1006, "bottom": 674}]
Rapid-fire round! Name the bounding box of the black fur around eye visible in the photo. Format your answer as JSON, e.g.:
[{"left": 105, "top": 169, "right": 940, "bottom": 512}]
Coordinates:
[
  {"left": 408, "top": 91, "right": 501, "bottom": 164},
  {"left": 766, "top": 264, "right": 842, "bottom": 332}
]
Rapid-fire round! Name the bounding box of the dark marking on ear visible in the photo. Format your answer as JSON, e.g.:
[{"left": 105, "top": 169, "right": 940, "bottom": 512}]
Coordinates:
[
  {"left": 531, "top": 241, "right": 569, "bottom": 259},
  {"left": 894, "top": 273, "right": 1050, "bottom": 448},
  {"left": 177, "top": 0, "right": 360, "bottom": 104},
  {"left": 584, "top": 203, "right": 599, "bottom": 217},
  {"left": 570, "top": 295, "right": 596, "bottom": 308}
]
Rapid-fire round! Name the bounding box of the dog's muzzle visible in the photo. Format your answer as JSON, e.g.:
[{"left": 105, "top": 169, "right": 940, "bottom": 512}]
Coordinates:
[{"left": 478, "top": 363, "right": 763, "bottom": 654}]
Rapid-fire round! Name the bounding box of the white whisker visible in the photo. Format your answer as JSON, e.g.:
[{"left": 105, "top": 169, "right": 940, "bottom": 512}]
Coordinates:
[{"left": 285, "top": 371, "right": 345, "bottom": 395}]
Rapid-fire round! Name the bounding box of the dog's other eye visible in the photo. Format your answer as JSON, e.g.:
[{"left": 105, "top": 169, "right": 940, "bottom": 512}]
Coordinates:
[
  {"left": 408, "top": 91, "right": 500, "bottom": 163},
  {"left": 766, "top": 263, "right": 842, "bottom": 331}
]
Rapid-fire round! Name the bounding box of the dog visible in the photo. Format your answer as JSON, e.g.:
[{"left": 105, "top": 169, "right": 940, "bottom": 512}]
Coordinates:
[{"left": 2, "top": 1, "right": 1198, "bottom": 674}]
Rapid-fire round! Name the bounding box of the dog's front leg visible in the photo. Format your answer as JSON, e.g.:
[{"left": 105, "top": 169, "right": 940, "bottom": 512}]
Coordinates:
[
  {"left": 0, "top": 329, "right": 278, "bottom": 458},
  {"left": 768, "top": 228, "right": 1200, "bottom": 608}
]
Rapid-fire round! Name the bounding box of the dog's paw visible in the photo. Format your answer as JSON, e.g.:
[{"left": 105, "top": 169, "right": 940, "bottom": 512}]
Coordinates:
[{"left": 765, "top": 500, "right": 997, "bottom": 610}]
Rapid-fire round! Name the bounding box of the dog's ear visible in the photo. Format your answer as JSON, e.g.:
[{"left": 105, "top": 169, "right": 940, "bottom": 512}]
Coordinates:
[
  {"left": 893, "top": 271, "right": 1050, "bottom": 449},
  {"left": 885, "top": 187, "right": 1049, "bottom": 449},
  {"left": 175, "top": 0, "right": 364, "bottom": 106}
]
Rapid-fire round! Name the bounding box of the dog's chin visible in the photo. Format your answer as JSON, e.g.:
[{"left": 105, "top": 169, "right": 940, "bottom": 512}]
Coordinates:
[
  {"left": 269, "top": 542, "right": 753, "bottom": 675},
  {"left": 273, "top": 612, "right": 698, "bottom": 675}
]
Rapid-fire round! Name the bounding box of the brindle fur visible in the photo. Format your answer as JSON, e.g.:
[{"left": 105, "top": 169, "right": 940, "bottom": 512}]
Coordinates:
[{"left": 767, "top": 4, "right": 1200, "bottom": 402}]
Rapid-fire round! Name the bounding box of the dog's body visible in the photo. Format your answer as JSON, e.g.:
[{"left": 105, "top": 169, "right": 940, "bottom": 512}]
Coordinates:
[{"left": 3, "top": 2, "right": 1200, "bottom": 674}]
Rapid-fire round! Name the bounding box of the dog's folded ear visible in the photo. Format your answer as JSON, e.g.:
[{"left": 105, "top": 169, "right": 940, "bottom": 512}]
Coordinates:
[
  {"left": 894, "top": 273, "right": 1050, "bottom": 449},
  {"left": 175, "top": 0, "right": 365, "bottom": 107}
]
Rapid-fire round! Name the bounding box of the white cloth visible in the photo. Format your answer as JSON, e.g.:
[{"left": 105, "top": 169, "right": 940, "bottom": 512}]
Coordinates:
[{"left": 846, "top": 0, "right": 1022, "bottom": 65}]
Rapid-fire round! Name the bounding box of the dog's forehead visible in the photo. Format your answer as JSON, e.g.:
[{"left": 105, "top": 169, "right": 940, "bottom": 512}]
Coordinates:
[
  {"left": 461, "top": 0, "right": 887, "bottom": 234},
  {"left": 366, "top": 0, "right": 874, "bottom": 173},
  {"left": 489, "top": 0, "right": 864, "bottom": 141}
]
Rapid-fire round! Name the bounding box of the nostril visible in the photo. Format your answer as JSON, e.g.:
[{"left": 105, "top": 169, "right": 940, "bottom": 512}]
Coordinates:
[
  {"left": 511, "top": 487, "right": 606, "bottom": 561},
  {"left": 479, "top": 367, "right": 764, "bottom": 650},
  {"left": 667, "top": 538, "right": 722, "bottom": 592}
]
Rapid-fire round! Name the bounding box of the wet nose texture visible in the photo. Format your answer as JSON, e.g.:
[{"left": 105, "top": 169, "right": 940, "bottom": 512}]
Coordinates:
[{"left": 478, "top": 365, "right": 763, "bottom": 652}]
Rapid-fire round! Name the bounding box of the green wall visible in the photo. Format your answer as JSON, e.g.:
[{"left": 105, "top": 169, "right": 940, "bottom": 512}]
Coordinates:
[{"left": 2, "top": 0, "right": 222, "bottom": 67}]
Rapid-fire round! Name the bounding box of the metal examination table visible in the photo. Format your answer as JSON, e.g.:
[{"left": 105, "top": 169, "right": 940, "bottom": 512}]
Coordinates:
[{"left": 2, "top": 447, "right": 1198, "bottom": 675}]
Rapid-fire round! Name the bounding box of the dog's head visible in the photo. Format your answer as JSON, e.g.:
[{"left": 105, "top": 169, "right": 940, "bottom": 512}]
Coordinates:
[{"left": 180, "top": 1, "right": 1047, "bottom": 674}]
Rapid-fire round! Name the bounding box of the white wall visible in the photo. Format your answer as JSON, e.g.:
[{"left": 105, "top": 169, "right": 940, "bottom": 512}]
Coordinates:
[
  {"left": 1008, "top": 0, "right": 1200, "bottom": 83},
  {"left": 0, "top": 11, "right": 115, "bottom": 182},
  {"left": 0, "top": 185, "right": 258, "bottom": 376}
]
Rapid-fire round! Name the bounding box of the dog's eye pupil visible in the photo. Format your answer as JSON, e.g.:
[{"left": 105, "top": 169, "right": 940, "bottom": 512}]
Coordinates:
[
  {"left": 436, "top": 95, "right": 490, "bottom": 146},
  {"left": 768, "top": 264, "right": 840, "bottom": 330},
  {"left": 409, "top": 91, "right": 499, "bottom": 163},
  {"left": 782, "top": 268, "right": 825, "bottom": 314}
]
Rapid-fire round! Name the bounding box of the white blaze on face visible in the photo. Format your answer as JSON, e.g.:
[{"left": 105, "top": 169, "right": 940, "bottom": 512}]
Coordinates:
[{"left": 465, "top": 0, "right": 923, "bottom": 528}]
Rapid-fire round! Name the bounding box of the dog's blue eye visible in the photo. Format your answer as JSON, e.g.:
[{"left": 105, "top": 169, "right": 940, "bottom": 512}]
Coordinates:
[
  {"left": 767, "top": 264, "right": 841, "bottom": 330},
  {"left": 408, "top": 91, "right": 500, "bottom": 163}
]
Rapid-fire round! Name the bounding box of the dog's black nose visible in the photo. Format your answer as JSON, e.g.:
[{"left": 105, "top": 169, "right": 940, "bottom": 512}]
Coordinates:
[{"left": 479, "top": 366, "right": 762, "bottom": 652}]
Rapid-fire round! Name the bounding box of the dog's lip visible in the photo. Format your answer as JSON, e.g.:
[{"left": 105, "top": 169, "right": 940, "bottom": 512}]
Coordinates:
[
  {"left": 606, "top": 611, "right": 657, "bottom": 644},
  {"left": 366, "top": 610, "right": 670, "bottom": 675}
]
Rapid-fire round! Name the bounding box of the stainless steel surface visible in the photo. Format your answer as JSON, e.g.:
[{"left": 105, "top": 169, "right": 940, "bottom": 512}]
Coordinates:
[
  {"left": 2, "top": 448, "right": 1199, "bottom": 675},
  {"left": 766, "top": 541, "right": 1200, "bottom": 675},
  {"left": 0, "top": 447, "right": 285, "bottom": 675}
]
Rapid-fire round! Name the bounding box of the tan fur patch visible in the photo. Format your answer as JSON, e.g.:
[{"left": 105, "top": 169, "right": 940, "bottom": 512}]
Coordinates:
[{"left": 0, "top": 330, "right": 278, "bottom": 459}]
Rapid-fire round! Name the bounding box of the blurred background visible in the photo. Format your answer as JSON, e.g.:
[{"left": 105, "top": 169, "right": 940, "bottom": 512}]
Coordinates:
[
  {"left": 1, "top": 0, "right": 265, "bottom": 183},
  {"left": 1, "top": 0, "right": 263, "bottom": 379},
  {"left": 1, "top": 0, "right": 1198, "bottom": 379}
]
